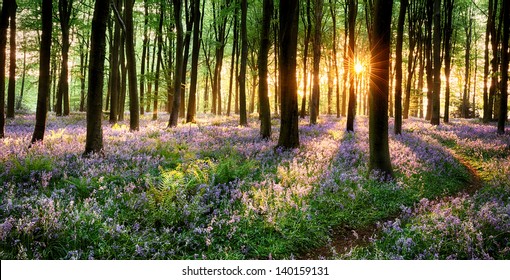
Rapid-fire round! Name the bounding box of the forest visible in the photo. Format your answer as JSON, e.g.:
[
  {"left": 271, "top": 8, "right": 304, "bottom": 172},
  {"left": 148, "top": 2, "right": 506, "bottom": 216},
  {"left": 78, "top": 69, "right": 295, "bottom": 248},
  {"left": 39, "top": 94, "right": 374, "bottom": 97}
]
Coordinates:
[{"left": 0, "top": 0, "right": 509, "bottom": 260}]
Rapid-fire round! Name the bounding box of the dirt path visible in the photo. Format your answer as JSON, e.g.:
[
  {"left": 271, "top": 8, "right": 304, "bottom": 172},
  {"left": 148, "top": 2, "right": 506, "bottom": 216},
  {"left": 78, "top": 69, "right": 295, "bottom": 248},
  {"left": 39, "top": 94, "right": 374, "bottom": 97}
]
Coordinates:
[{"left": 299, "top": 149, "right": 483, "bottom": 260}]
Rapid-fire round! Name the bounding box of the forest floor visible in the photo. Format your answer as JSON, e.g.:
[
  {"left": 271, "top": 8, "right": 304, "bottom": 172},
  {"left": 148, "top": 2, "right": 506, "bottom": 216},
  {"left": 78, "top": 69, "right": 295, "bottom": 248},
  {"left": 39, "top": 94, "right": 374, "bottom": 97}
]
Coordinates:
[{"left": 0, "top": 113, "right": 509, "bottom": 259}]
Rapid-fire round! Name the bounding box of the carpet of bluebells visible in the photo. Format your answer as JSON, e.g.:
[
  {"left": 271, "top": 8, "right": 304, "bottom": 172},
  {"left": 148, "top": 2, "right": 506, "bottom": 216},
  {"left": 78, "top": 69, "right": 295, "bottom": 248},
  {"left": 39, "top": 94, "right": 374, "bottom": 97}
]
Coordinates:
[
  {"left": 0, "top": 113, "right": 507, "bottom": 259},
  {"left": 345, "top": 119, "right": 510, "bottom": 260}
]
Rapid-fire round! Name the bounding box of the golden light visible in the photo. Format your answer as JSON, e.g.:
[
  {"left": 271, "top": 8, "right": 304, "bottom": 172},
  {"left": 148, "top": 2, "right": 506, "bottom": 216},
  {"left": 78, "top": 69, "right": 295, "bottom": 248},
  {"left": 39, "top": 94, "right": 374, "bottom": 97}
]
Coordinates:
[{"left": 354, "top": 62, "right": 364, "bottom": 74}]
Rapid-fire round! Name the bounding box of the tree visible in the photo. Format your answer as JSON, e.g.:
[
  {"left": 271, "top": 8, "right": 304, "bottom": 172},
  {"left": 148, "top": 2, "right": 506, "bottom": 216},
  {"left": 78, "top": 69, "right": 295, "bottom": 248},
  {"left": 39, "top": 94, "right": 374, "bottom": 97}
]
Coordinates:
[
  {"left": 169, "top": 0, "right": 185, "bottom": 127},
  {"left": 109, "top": 0, "right": 123, "bottom": 124},
  {"left": 258, "top": 0, "right": 273, "bottom": 139},
  {"left": 498, "top": 0, "right": 509, "bottom": 135},
  {"left": 84, "top": 0, "right": 111, "bottom": 155},
  {"left": 56, "top": 0, "right": 73, "bottom": 117},
  {"left": 346, "top": 0, "right": 357, "bottom": 132},
  {"left": 0, "top": 0, "right": 9, "bottom": 138},
  {"left": 394, "top": 0, "right": 407, "bottom": 135},
  {"left": 299, "top": 0, "right": 311, "bottom": 119},
  {"left": 6, "top": 0, "right": 17, "bottom": 119},
  {"left": 368, "top": 0, "right": 393, "bottom": 178},
  {"left": 430, "top": 0, "right": 441, "bottom": 125},
  {"left": 443, "top": 0, "right": 454, "bottom": 123},
  {"left": 125, "top": 0, "right": 139, "bottom": 131},
  {"left": 309, "top": 0, "right": 323, "bottom": 125},
  {"left": 239, "top": 0, "right": 248, "bottom": 126},
  {"left": 30, "top": 0, "right": 53, "bottom": 145},
  {"left": 277, "top": 0, "right": 300, "bottom": 149},
  {"left": 186, "top": 0, "right": 201, "bottom": 123}
]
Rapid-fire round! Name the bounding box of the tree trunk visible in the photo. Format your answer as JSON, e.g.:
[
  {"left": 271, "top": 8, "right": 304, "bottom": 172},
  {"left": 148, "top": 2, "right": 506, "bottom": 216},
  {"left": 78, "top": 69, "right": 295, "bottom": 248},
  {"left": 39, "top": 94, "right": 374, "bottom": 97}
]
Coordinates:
[
  {"left": 258, "top": 0, "right": 273, "bottom": 139},
  {"left": 488, "top": 0, "right": 500, "bottom": 122},
  {"left": 84, "top": 0, "right": 110, "bottom": 155},
  {"left": 462, "top": 9, "right": 472, "bottom": 119},
  {"left": 330, "top": 0, "right": 340, "bottom": 118},
  {"left": 300, "top": 0, "right": 311, "bottom": 119},
  {"left": 443, "top": 0, "right": 454, "bottom": 123},
  {"left": 109, "top": 0, "right": 122, "bottom": 124},
  {"left": 125, "top": 0, "right": 139, "bottom": 131},
  {"left": 56, "top": 0, "right": 72, "bottom": 117},
  {"left": 0, "top": 0, "right": 9, "bottom": 138},
  {"left": 187, "top": 0, "right": 201, "bottom": 123},
  {"left": 394, "top": 0, "right": 407, "bottom": 135},
  {"left": 6, "top": 0, "right": 17, "bottom": 119},
  {"left": 310, "top": 0, "right": 322, "bottom": 125},
  {"left": 482, "top": 0, "right": 493, "bottom": 123},
  {"left": 239, "top": 0, "right": 248, "bottom": 126},
  {"left": 31, "top": 0, "right": 53, "bottom": 145},
  {"left": 368, "top": 0, "right": 393, "bottom": 179},
  {"left": 140, "top": 0, "right": 149, "bottom": 115},
  {"left": 277, "top": 0, "right": 300, "bottom": 149},
  {"left": 153, "top": 2, "right": 164, "bottom": 121},
  {"left": 430, "top": 0, "right": 441, "bottom": 125},
  {"left": 346, "top": 0, "right": 357, "bottom": 132},
  {"left": 498, "top": 0, "right": 509, "bottom": 134},
  {"left": 169, "top": 0, "right": 185, "bottom": 127}
]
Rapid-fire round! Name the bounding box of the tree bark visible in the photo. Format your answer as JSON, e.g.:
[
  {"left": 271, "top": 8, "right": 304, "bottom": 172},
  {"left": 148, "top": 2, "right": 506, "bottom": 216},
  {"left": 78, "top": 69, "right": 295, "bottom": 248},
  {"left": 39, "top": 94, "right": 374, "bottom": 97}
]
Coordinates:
[
  {"left": 125, "top": 0, "right": 139, "bottom": 131},
  {"left": 56, "top": 0, "right": 73, "bottom": 117},
  {"left": 0, "top": 0, "right": 9, "bottom": 138},
  {"left": 394, "top": 0, "right": 407, "bottom": 134},
  {"left": 258, "top": 0, "right": 273, "bottom": 139},
  {"left": 239, "top": 0, "right": 248, "bottom": 126},
  {"left": 310, "top": 0, "right": 322, "bottom": 125},
  {"left": 443, "top": 0, "right": 454, "bottom": 123},
  {"left": 346, "top": 0, "right": 357, "bottom": 132},
  {"left": 187, "top": 0, "right": 201, "bottom": 123},
  {"left": 430, "top": 0, "right": 441, "bottom": 125},
  {"left": 169, "top": 0, "right": 184, "bottom": 127},
  {"left": 31, "top": 0, "right": 53, "bottom": 145},
  {"left": 498, "top": 0, "right": 509, "bottom": 134},
  {"left": 6, "top": 0, "right": 17, "bottom": 119},
  {"left": 368, "top": 0, "right": 393, "bottom": 179},
  {"left": 277, "top": 0, "right": 300, "bottom": 149},
  {"left": 84, "top": 0, "right": 110, "bottom": 155}
]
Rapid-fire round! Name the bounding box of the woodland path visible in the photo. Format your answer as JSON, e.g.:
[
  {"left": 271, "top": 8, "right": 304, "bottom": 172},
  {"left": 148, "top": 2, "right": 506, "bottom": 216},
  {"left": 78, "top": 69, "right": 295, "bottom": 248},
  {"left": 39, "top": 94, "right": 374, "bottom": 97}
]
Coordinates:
[{"left": 300, "top": 148, "right": 483, "bottom": 260}]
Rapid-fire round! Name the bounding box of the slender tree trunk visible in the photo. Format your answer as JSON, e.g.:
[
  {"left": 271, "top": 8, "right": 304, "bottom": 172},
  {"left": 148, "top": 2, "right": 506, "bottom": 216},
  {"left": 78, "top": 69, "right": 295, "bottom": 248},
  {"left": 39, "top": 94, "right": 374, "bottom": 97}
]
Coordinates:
[
  {"left": 227, "top": 7, "right": 238, "bottom": 117},
  {"left": 6, "top": 0, "right": 17, "bottom": 119},
  {"left": 17, "top": 36, "right": 26, "bottom": 111},
  {"left": 346, "top": 0, "right": 357, "bottom": 132},
  {"left": 187, "top": 0, "right": 201, "bottom": 122},
  {"left": 310, "top": 0, "right": 322, "bottom": 125},
  {"left": 430, "top": 0, "right": 441, "bottom": 125},
  {"left": 482, "top": 0, "right": 492, "bottom": 123},
  {"left": 300, "top": 0, "right": 311, "bottom": 119},
  {"left": 125, "top": 0, "right": 139, "bottom": 131},
  {"left": 109, "top": 0, "right": 122, "bottom": 124},
  {"left": 31, "top": 0, "right": 52, "bottom": 144},
  {"left": 330, "top": 0, "right": 340, "bottom": 118},
  {"left": 153, "top": 2, "right": 164, "bottom": 120},
  {"left": 443, "top": 0, "right": 454, "bottom": 123},
  {"left": 277, "top": 0, "right": 300, "bottom": 149},
  {"left": 56, "top": 0, "right": 72, "bottom": 117},
  {"left": 394, "top": 0, "right": 407, "bottom": 135},
  {"left": 84, "top": 0, "right": 110, "bottom": 155},
  {"left": 462, "top": 10, "right": 472, "bottom": 118},
  {"left": 258, "top": 0, "right": 273, "bottom": 138},
  {"left": 0, "top": 0, "right": 9, "bottom": 137},
  {"left": 140, "top": 0, "right": 149, "bottom": 115},
  {"left": 498, "top": 0, "right": 509, "bottom": 134},
  {"left": 239, "top": 0, "right": 248, "bottom": 126},
  {"left": 368, "top": 0, "right": 393, "bottom": 179},
  {"left": 169, "top": 0, "right": 184, "bottom": 127},
  {"left": 488, "top": 0, "right": 500, "bottom": 122}
]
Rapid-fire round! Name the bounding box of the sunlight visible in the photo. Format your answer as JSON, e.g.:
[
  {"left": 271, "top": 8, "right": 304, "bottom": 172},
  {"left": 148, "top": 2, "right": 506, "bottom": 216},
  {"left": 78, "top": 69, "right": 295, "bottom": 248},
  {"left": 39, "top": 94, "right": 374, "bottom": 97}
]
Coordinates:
[{"left": 354, "top": 61, "right": 364, "bottom": 75}]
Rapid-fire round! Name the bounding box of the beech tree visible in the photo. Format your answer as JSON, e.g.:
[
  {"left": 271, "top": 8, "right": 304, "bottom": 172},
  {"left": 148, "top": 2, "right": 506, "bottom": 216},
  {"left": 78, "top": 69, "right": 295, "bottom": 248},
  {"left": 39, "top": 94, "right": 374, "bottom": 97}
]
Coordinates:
[
  {"left": 84, "top": 0, "right": 110, "bottom": 155},
  {"left": 368, "top": 0, "right": 393, "bottom": 178},
  {"left": 498, "top": 0, "right": 509, "bottom": 135},
  {"left": 0, "top": 0, "right": 9, "bottom": 138},
  {"left": 6, "top": 0, "right": 16, "bottom": 119},
  {"left": 258, "top": 0, "right": 273, "bottom": 138},
  {"left": 31, "top": 0, "right": 53, "bottom": 145},
  {"left": 277, "top": 0, "right": 300, "bottom": 149}
]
